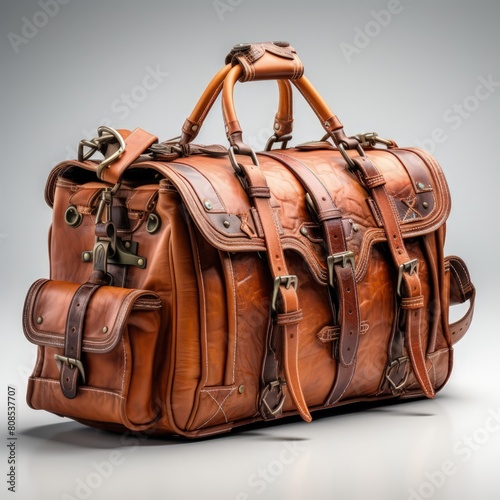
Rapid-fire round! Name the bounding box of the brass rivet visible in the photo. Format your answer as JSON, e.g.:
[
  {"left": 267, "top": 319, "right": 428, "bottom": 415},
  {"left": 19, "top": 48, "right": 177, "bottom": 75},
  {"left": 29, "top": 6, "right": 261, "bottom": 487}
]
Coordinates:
[
  {"left": 417, "top": 182, "right": 425, "bottom": 190},
  {"left": 223, "top": 220, "right": 230, "bottom": 228},
  {"left": 274, "top": 122, "right": 280, "bottom": 130},
  {"left": 102, "top": 326, "right": 108, "bottom": 334},
  {"left": 83, "top": 252, "right": 91, "bottom": 262},
  {"left": 137, "top": 258, "right": 145, "bottom": 267},
  {"left": 191, "top": 124, "right": 198, "bottom": 132},
  {"left": 204, "top": 200, "right": 213, "bottom": 210},
  {"left": 352, "top": 223, "right": 359, "bottom": 232},
  {"left": 36, "top": 316, "right": 43, "bottom": 325},
  {"left": 124, "top": 241, "right": 131, "bottom": 249},
  {"left": 300, "top": 227, "right": 308, "bottom": 237},
  {"left": 422, "top": 201, "right": 429, "bottom": 209},
  {"left": 238, "top": 385, "right": 245, "bottom": 394}
]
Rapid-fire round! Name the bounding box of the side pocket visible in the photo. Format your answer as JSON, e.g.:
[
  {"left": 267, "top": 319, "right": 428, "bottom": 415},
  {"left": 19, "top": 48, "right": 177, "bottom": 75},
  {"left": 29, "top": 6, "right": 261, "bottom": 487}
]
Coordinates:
[{"left": 23, "top": 279, "right": 163, "bottom": 431}]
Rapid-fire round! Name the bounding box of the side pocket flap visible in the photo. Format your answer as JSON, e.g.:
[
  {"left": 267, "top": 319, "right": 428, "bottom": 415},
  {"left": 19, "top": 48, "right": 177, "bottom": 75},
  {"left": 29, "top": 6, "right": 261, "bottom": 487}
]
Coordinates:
[{"left": 23, "top": 279, "right": 162, "bottom": 353}]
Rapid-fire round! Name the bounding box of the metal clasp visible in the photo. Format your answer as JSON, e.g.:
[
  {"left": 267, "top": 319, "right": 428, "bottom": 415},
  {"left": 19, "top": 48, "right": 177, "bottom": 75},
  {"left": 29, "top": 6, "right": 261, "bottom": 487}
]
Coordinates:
[
  {"left": 385, "top": 356, "right": 409, "bottom": 391},
  {"left": 228, "top": 145, "right": 260, "bottom": 176},
  {"left": 327, "top": 251, "right": 355, "bottom": 288},
  {"left": 271, "top": 275, "right": 298, "bottom": 312},
  {"left": 355, "top": 132, "right": 394, "bottom": 149},
  {"left": 337, "top": 141, "right": 365, "bottom": 171},
  {"left": 78, "top": 126, "right": 126, "bottom": 180},
  {"left": 397, "top": 258, "right": 419, "bottom": 296},
  {"left": 265, "top": 133, "right": 292, "bottom": 151},
  {"left": 259, "top": 379, "right": 287, "bottom": 419},
  {"left": 54, "top": 354, "right": 86, "bottom": 384}
]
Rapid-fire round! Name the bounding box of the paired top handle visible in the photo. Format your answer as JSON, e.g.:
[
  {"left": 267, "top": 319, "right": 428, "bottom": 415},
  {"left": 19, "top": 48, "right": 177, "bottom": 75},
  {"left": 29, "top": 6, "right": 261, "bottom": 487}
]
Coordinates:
[
  {"left": 181, "top": 41, "right": 360, "bottom": 154},
  {"left": 82, "top": 41, "right": 380, "bottom": 185}
]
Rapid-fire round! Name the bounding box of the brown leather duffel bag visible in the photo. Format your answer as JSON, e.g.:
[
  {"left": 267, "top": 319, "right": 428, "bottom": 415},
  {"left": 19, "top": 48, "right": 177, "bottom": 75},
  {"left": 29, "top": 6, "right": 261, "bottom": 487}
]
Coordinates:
[{"left": 23, "top": 42, "right": 475, "bottom": 437}]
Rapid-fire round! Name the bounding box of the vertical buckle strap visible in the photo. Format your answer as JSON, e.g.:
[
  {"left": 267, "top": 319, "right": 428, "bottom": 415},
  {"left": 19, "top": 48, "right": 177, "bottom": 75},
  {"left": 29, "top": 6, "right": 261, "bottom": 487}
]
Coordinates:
[
  {"left": 351, "top": 155, "right": 434, "bottom": 399},
  {"left": 261, "top": 151, "right": 362, "bottom": 407},
  {"left": 235, "top": 155, "right": 311, "bottom": 423},
  {"left": 58, "top": 282, "right": 101, "bottom": 399}
]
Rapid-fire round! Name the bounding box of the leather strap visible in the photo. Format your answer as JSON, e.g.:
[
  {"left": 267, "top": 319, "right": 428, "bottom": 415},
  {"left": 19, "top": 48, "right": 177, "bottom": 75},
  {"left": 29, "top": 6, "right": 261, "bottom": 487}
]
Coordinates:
[
  {"left": 237, "top": 159, "right": 311, "bottom": 422},
  {"left": 351, "top": 156, "right": 435, "bottom": 399},
  {"left": 60, "top": 282, "right": 101, "bottom": 399},
  {"left": 100, "top": 128, "right": 158, "bottom": 185},
  {"left": 180, "top": 63, "right": 294, "bottom": 145},
  {"left": 448, "top": 255, "right": 476, "bottom": 345},
  {"left": 261, "top": 152, "right": 361, "bottom": 405}
]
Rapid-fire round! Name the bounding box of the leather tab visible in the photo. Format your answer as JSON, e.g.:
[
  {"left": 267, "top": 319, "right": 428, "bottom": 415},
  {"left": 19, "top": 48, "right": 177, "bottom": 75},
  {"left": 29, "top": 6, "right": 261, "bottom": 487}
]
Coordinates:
[{"left": 100, "top": 128, "right": 158, "bottom": 184}]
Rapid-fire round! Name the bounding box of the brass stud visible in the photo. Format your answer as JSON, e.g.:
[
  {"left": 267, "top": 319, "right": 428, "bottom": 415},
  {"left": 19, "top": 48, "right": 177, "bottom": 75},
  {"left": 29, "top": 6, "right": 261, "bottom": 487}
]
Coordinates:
[
  {"left": 422, "top": 202, "right": 429, "bottom": 209},
  {"left": 417, "top": 182, "right": 425, "bottom": 190},
  {"left": 191, "top": 124, "right": 198, "bottom": 132},
  {"left": 102, "top": 326, "right": 108, "bottom": 334},
  {"left": 137, "top": 258, "right": 145, "bottom": 267},
  {"left": 36, "top": 316, "right": 43, "bottom": 325},
  {"left": 352, "top": 223, "right": 359, "bottom": 232},
  {"left": 238, "top": 385, "right": 245, "bottom": 394},
  {"left": 124, "top": 241, "right": 131, "bottom": 249},
  {"left": 223, "top": 220, "right": 230, "bottom": 228},
  {"left": 300, "top": 227, "right": 309, "bottom": 237},
  {"left": 204, "top": 200, "right": 213, "bottom": 210},
  {"left": 82, "top": 252, "right": 91, "bottom": 262}
]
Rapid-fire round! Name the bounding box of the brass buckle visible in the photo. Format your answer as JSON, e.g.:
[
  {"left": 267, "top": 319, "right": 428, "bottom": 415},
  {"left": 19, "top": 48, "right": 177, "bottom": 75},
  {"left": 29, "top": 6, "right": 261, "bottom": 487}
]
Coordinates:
[
  {"left": 337, "top": 141, "right": 365, "bottom": 170},
  {"left": 228, "top": 145, "right": 260, "bottom": 175},
  {"left": 78, "top": 126, "right": 126, "bottom": 180},
  {"left": 385, "top": 356, "right": 409, "bottom": 391},
  {"left": 271, "top": 275, "right": 298, "bottom": 312},
  {"left": 355, "top": 132, "right": 394, "bottom": 149},
  {"left": 259, "top": 379, "right": 286, "bottom": 419},
  {"left": 397, "top": 258, "right": 419, "bottom": 296},
  {"left": 265, "top": 133, "right": 292, "bottom": 151},
  {"left": 54, "top": 354, "right": 86, "bottom": 384},
  {"left": 327, "top": 251, "right": 355, "bottom": 288}
]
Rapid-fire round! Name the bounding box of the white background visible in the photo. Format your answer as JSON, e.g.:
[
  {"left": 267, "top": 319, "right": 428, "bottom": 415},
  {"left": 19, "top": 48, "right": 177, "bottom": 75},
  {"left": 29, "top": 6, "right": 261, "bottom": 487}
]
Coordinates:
[{"left": 1, "top": 1, "right": 499, "bottom": 499}]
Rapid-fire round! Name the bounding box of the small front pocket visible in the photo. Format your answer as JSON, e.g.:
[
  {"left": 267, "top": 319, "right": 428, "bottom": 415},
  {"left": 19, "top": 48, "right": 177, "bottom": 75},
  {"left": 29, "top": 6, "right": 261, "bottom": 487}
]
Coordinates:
[{"left": 23, "top": 279, "right": 163, "bottom": 431}]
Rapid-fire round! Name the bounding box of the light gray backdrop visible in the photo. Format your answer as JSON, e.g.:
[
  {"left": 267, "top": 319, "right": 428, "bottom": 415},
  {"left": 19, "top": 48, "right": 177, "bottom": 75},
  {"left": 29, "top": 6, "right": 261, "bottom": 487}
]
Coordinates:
[{"left": 1, "top": 1, "right": 499, "bottom": 499}]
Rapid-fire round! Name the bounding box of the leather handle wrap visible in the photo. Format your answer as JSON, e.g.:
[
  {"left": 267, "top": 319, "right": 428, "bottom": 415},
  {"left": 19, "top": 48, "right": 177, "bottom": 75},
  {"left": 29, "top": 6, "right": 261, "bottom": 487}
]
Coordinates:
[{"left": 225, "top": 42, "right": 304, "bottom": 82}]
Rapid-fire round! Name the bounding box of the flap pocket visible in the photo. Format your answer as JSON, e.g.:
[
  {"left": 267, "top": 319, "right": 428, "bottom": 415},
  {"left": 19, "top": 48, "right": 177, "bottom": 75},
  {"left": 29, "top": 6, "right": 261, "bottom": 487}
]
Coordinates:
[{"left": 23, "top": 279, "right": 163, "bottom": 431}]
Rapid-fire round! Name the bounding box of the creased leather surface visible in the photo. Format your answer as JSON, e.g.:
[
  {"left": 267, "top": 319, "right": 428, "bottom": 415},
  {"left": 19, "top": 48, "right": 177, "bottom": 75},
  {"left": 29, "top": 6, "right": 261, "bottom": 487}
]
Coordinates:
[{"left": 26, "top": 139, "right": 474, "bottom": 437}]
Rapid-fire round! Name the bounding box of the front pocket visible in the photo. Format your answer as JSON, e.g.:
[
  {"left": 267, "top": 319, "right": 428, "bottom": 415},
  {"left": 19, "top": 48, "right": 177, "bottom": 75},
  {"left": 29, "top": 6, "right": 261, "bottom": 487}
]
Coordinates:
[{"left": 23, "top": 279, "right": 163, "bottom": 431}]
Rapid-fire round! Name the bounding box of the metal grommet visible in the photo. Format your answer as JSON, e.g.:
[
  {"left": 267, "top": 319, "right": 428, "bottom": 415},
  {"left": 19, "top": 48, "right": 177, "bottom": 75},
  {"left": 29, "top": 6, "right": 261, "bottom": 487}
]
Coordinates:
[
  {"left": 64, "top": 206, "right": 82, "bottom": 227},
  {"left": 146, "top": 213, "right": 161, "bottom": 234}
]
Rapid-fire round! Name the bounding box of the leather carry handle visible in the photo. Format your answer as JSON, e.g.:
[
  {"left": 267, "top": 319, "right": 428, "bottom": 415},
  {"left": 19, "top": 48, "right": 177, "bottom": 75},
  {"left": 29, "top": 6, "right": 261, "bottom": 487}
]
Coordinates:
[
  {"left": 221, "top": 49, "right": 351, "bottom": 152},
  {"left": 180, "top": 63, "right": 294, "bottom": 145}
]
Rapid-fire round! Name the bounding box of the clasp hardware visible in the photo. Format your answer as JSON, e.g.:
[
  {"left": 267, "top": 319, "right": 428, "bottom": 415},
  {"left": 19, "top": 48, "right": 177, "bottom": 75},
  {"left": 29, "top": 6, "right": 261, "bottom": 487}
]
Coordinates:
[
  {"left": 327, "top": 251, "right": 355, "bottom": 288},
  {"left": 355, "top": 132, "right": 394, "bottom": 149},
  {"left": 54, "top": 354, "right": 86, "bottom": 384},
  {"left": 78, "top": 126, "right": 126, "bottom": 180},
  {"left": 271, "top": 275, "right": 298, "bottom": 312},
  {"left": 397, "top": 258, "right": 419, "bottom": 296},
  {"left": 385, "top": 356, "right": 409, "bottom": 391},
  {"left": 259, "top": 379, "right": 286, "bottom": 418}
]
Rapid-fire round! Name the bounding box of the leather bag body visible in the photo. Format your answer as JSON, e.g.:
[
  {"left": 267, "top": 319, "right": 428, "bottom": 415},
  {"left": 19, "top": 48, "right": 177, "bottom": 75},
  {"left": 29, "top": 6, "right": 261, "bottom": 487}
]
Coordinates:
[{"left": 23, "top": 42, "right": 475, "bottom": 437}]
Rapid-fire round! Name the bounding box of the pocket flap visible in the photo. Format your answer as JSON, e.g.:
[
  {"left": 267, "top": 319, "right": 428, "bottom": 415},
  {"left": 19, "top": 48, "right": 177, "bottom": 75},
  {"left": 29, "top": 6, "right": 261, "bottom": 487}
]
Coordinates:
[{"left": 23, "top": 279, "right": 162, "bottom": 353}]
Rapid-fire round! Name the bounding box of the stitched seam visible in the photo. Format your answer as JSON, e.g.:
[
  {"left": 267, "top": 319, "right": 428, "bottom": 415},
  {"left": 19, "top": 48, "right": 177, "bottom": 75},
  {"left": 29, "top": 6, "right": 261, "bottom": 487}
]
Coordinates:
[
  {"left": 227, "top": 254, "right": 238, "bottom": 384},
  {"left": 198, "top": 388, "right": 234, "bottom": 428}
]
